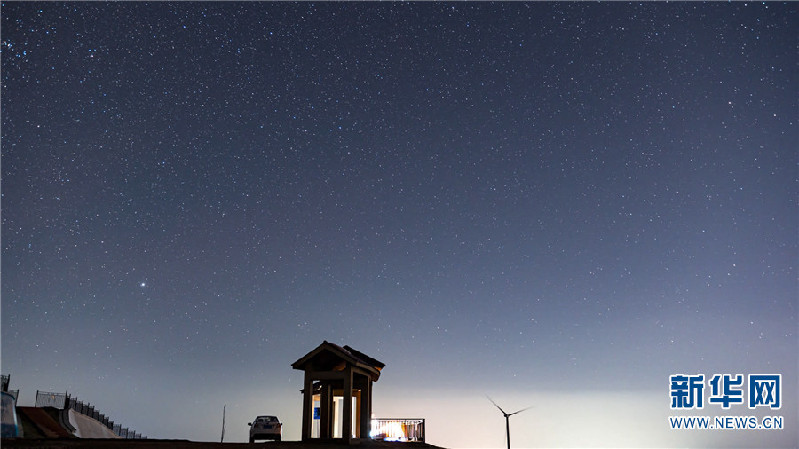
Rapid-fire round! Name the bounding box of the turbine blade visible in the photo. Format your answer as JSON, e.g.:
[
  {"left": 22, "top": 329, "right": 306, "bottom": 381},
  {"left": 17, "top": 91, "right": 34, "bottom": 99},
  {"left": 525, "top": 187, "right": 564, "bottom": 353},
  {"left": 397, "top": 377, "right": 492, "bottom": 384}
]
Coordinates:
[
  {"left": 510, "top": 405, "right": 533, "bottom": 415},
  {"left": 486, "top": 395, "right": 507, "bottom": 415}
]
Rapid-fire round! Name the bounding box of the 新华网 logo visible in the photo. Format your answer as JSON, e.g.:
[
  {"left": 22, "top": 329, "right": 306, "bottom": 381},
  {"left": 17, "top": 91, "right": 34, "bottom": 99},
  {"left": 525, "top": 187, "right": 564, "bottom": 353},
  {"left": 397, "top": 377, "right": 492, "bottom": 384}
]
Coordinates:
[{"left": 669, "top": 373, "right": 781, "bottom": 410}]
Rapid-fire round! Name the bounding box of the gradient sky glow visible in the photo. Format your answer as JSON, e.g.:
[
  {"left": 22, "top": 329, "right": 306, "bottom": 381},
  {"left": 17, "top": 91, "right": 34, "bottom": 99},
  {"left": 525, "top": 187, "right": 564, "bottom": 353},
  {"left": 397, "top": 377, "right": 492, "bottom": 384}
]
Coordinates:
[{"left": 1, "top": 2, "right": 796, "bottom": 448}]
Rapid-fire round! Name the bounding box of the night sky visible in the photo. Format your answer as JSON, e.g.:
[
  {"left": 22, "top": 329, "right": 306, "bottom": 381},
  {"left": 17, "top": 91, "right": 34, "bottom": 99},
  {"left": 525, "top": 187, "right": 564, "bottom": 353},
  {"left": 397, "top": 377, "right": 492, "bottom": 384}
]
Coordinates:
[{"left": 1, "top": 2, "right": 796, "bottom": 448}]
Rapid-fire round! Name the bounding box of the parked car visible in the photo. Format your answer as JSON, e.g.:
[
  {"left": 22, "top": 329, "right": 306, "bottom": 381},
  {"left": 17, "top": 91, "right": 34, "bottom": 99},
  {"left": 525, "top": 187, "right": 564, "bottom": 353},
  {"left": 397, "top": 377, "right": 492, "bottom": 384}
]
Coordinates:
[{"left": 248, "top": 415, "right": 282, "bottom": 443}]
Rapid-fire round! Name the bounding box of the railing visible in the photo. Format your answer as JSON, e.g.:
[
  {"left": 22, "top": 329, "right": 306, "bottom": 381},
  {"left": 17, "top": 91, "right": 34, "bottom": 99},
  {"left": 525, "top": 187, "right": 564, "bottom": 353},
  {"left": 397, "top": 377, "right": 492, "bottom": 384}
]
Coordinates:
[
  {"left": 6, "top": 390, "right": 20, "bottom": 403},
  {"left": 33, "top": 390, "right": 145, "bottom": 439},
  {"left": 67, "top": 397, "right": 145, "bottom": 439},
  {"left": 35, "top": 390, "right": 68, "bottom": 408},
  {"left": 112, "top": 423, "right": 142, "bottom": 439},
  {"left": 2, "top": 374, "right": 18, "bottom": 403},
  {"left": 371, "top": 418, "right": 425, "bottom": 443}
]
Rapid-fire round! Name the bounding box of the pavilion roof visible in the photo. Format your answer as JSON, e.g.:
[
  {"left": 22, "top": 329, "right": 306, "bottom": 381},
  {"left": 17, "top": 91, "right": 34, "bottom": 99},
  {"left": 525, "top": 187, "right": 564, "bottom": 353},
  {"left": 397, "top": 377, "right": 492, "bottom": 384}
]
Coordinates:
[{"left": 291, "top": 341, "right": 385, "bottom": 380}]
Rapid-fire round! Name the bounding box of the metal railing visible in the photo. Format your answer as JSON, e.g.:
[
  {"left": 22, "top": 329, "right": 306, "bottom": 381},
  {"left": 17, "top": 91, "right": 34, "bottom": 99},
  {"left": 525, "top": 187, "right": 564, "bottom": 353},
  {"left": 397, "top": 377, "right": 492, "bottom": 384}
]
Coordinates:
[
  {"left": 2, "top": 374, "right": 18, "bottom": 403},
  {"left": 6, "top": 390, "right": 20, "bottom": 403},
  {"left": 35, "top": 390, "right": 68, "bottom": 408},
  {"left": 33, "top": 390, "right": 145, "bottom": 439},
  {"left": 67, "top": 397, "right": 145, "bottom": 439},
  {"left": 371, "top": 418, "right": 425, "bottom": 443}
]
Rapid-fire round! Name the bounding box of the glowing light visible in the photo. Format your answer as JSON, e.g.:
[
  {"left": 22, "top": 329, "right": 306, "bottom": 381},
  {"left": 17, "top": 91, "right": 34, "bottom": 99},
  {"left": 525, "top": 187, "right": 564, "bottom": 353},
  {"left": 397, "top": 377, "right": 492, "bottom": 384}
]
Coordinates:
[{"left": 370, "top": 420, "right": 407, "bottom": 442}]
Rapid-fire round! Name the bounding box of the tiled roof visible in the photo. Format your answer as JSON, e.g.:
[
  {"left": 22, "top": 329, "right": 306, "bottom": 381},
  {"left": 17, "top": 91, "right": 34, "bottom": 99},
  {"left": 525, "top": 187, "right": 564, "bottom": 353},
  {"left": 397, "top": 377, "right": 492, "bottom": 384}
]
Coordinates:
[{"left": 291, "top": 341, "right": 385, "bottom": 378}]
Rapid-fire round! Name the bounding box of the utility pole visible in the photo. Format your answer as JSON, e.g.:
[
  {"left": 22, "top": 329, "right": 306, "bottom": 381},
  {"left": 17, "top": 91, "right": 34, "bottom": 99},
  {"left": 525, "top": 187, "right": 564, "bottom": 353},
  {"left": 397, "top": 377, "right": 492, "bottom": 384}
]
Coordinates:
[{"left": 221, "top": 404, "right": 226, "bottom": 443}]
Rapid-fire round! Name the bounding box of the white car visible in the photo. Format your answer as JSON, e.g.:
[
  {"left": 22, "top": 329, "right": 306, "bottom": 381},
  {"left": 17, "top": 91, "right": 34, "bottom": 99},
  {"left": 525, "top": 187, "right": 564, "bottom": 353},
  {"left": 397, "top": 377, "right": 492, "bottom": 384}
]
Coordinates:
[{"left": 248, "top": 415, "right": 282, "bottom": 443}]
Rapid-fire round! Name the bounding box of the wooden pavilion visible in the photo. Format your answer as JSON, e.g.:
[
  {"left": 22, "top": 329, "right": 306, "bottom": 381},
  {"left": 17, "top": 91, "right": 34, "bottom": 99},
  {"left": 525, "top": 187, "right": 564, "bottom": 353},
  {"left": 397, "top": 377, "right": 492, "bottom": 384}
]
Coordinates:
[{"left": 291, "top": 341, "right": 385, "bottom": 444}]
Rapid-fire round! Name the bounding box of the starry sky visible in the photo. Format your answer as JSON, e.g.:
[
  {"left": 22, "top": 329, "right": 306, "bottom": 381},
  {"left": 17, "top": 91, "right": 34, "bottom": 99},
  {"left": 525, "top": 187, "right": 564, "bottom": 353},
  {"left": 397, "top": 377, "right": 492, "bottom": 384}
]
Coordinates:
[{"left": 1, "top": 2, "right": 796, "bottom": 448}]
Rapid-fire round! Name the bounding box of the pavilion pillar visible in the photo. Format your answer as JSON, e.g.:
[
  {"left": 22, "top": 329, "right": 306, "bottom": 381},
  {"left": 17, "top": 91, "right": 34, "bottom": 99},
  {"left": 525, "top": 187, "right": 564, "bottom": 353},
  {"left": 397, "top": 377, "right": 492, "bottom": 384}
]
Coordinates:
[
  {"left": 354, "top": 389, "right": 361, "bottom": 437},
  {"left": 320, "top": 382, "right": 332, "bottom": 439},
  {"left": 343, "top": 366, "right": 353, "bottom": 442},
  {"left": 302, "top": 371, "right": 314, "bottom": 441},
  {"left": 360, "top": 375, "right": 371, "bottom": 439}
]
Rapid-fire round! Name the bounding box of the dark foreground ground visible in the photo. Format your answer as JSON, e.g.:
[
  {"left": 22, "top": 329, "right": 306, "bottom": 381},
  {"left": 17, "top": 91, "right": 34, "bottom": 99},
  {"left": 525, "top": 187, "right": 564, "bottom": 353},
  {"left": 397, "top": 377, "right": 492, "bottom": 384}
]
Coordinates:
[{"left": 1, "top": 439, "right": 447, "bottom": 449}]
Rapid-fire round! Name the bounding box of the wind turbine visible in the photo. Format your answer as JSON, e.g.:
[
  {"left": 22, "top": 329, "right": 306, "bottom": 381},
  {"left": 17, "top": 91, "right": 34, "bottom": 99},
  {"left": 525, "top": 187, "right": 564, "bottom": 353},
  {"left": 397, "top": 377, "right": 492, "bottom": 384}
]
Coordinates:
[{"left": 487, "top": 396, "right": 532, "bottom": 449}]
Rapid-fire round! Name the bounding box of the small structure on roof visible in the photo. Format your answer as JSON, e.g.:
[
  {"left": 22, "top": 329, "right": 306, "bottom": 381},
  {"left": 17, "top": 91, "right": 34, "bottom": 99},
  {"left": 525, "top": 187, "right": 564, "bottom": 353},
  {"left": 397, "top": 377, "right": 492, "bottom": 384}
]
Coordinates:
[{"left": 292, "top": 341, "right": 384, "bottom": 444}]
